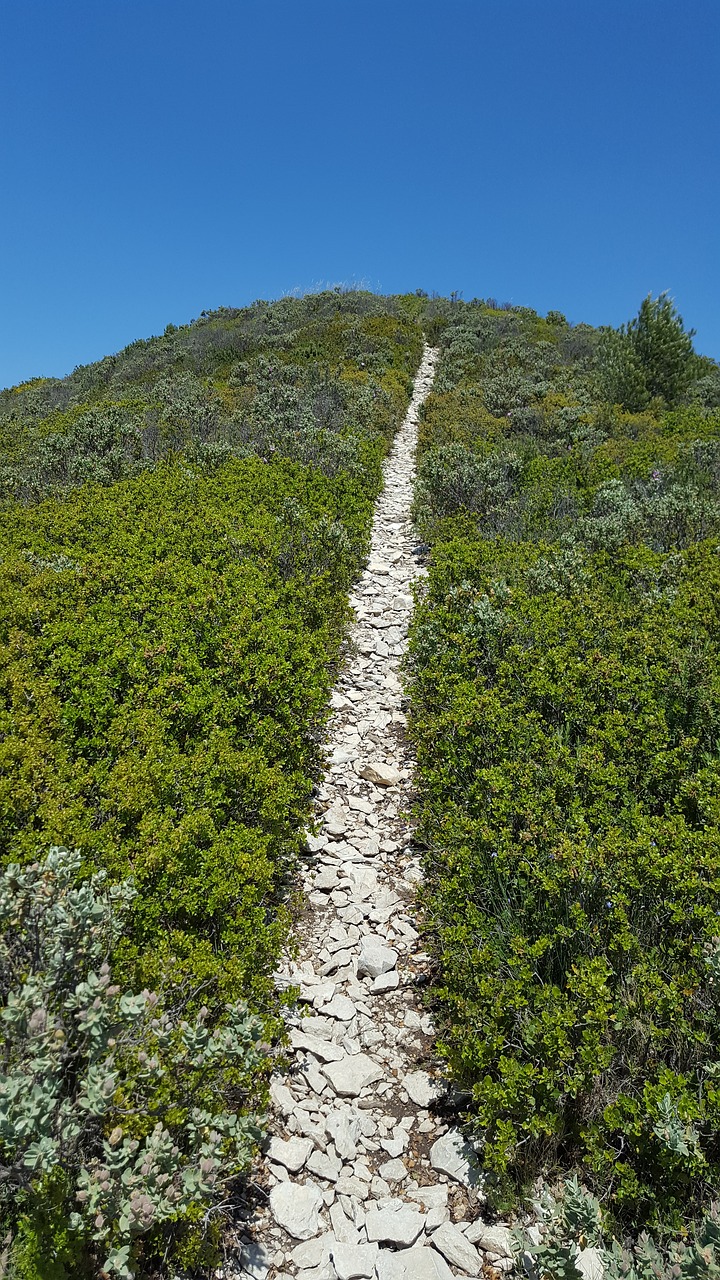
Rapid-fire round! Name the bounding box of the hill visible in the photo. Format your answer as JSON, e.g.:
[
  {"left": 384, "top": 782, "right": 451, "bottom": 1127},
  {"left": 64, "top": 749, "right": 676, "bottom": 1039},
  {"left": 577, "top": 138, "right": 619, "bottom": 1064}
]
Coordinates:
[{"left": 2, "top": 290, "right": 720, "bottom": 1278}]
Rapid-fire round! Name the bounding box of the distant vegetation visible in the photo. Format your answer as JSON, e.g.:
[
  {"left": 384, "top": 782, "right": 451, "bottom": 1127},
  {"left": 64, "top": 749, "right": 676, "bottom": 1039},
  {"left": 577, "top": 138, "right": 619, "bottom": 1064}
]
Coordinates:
[
  {"left": 407, "top": 293, "right": 720, "bottom": 1248},
  {"left": 0, "top": 291, "right": 423, "bottom": 1277}
]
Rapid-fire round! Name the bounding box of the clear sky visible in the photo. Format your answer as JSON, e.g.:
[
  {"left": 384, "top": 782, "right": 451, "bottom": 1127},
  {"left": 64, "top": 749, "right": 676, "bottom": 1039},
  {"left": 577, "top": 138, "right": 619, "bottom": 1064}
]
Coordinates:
[{"left": 1, "top": 0, "right": 718, "bottom": 388}]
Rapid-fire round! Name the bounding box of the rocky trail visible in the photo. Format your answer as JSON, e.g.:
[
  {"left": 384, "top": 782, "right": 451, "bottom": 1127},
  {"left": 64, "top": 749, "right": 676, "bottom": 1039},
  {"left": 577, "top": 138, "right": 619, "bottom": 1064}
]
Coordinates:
[{"left": 232, "top": 347, "right": 516, "bottom": 1280}]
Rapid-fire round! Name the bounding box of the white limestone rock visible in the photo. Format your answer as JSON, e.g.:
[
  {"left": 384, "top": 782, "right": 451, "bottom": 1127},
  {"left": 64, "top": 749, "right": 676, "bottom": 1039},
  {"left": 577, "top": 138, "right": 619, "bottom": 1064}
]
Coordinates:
[
  {"left": 364, "top": 1206, "right": 425, "bottom": 1246},
  {"left": 321, "top": 949, "right": 354, "bottom": 975},
  {"left": 430, "top": 1221, "right": 482, "bottom": 1275},
  {"left": 324, "top": 994, "right": 357, "bottom": 1021},
  {"left": 331, "top": 1241, "right": 379, "bottom": 1279},
  {"left": 357, "top": 938, "right": 397, "bottom": 979},
  {"left": 238, "top": 1238, "right": 270, "bottom": 1279},
  {"left": 406, "top": 1184, "right": 448, "bottom": 1210},
  {"left": 325, "top": 819, "right": 347, "bottom": 839},
  {"left": 314, "top": 867, "right": 339, "bottom": 892},
  {"left": 294, "top": 1262, "right": 336, "bottom": 1280},
  {"left": 358, "top": 762, "right": 403, "bottom": 787},
  {"left": 378, "top": 1158, "right": 407, "bottom": 1183},
  {"left": 329, "top": 1200, "right": 360, "bottom": 1245},
  {"left": 375, "top": 1245, "right": 454, "bottom": 1280},
  {"left": 291, "top": 1235, "right": 331, "bottom": 1268},
  {"left": 267, "top": 1136, "right": 313, "bottom": 1173},
  {"left": 403, "top": 1070, "right": 437, "bottom": 1108},
  {"left": 290, "top": 1030, "right": 345, "bottom": 1063},
  {"left": 426, "top": 1206, "right": 449, "bottom": 1230},
  {"left": 307, "top": 1148, "right": 342, "bottom": 1181},
  {"left": 468, "top": 1223, "right": 514, "bottom": 1257},
  {"left": 347, "top": 866, "right": 378, "bottom": 898},
  {"left": 269, "top": 1082, "right": 296, "bottom": 1115},
  {"left": 429, "top": 1128, "right": 480, "bottom": 1187},
  {"left": 371, "top": 971, "right": 400, "bottom": 993},
  {"left": 322, "top": 1053, "right": 383, "bottom": 1097},
  {"left": 269, "top": 1181, "right": 323, "bottom": 1240},
  {"left": 335, "top": 1174, "right": 370, "bottom": 1199},
  {"left": 326, "top": 1111, "right": 360, "bottom": 1160}
]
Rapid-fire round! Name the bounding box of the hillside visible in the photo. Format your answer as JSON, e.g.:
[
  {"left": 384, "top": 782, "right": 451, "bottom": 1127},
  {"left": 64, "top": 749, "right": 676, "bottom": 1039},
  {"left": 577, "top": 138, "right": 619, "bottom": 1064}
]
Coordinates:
[{"left": 1, "top": 291, "right": 720, "bottom": 1279}]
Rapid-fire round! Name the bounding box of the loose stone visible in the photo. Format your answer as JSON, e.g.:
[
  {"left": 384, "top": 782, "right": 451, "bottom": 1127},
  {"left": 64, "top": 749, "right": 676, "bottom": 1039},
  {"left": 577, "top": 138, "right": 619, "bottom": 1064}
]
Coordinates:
[
  {"left": 378, "top": 1157, "right": 407, "bottom": 1183},
  {"left": 324, "top": 994, "right": 357, "bottom": 1021},
  {"left": 269, "top": 1182, "right": 323, "bottom": 1240},
  {"left": 467, "top": 1222, "right": 515, "bottom": 1257},
  {"left": 371, "top": 971, "right": 399, "bottom": 993},
  {"left": 326, "top": 1112, "right": 360, "bottom": 1160},
  {"left": 430, "top": 1221, "right": 483, "bottom": 1275},
  {"left": 374, "top": 1246, "right": 454, "bottom": 1280},
  {"left": 429, "top": 1129, "right": 480, "bottom": 1187},
  {"left": 331, "top": 1241, "right": 379, "bottom": 1279},
  {"left": 358, "top": 762, "right": 404, "bottom": 787},
  {"left": 237, "top": 1238, "right": 270, "bottom": 1279},
  {"left": 364, "top": 1206, "right": 425, "bottom": 1246},
  {"left": 267, "top": 1136, "right": 314, "bottom": 1173},
  {"left": 321, "top": 1053, "right": 384, "bottom": 1097},
  {"left": 403, "top": 1071, "right": 437, "bottom": 1108},
  {"left": 357, "top": 938, "right": 397, "bottom": 979},
  {"left": 290, "top": 1236, "right": 332, "bottom": 1269},
  {"left": 329, "top": 1200, "right": 360, "bottom": 1245}
]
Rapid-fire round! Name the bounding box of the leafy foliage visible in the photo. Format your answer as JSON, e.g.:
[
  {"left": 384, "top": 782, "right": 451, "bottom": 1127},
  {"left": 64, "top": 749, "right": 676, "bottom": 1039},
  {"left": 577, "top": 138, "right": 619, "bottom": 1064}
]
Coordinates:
[
  {"left": 0, "top": 291, "right": 423, "bottom": 1274},
  {"left": 518, "top": 1178, "right": 720, "bottom": 1278},
  {"left": 0, "top": 294, "right": 421, "bottom": 504},
  {"left": 407, "top": 296, "right": 720, "bottom": 1234}
]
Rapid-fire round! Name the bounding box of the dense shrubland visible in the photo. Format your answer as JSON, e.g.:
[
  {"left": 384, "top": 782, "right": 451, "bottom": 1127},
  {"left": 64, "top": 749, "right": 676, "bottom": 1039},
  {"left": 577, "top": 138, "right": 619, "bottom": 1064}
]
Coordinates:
[
  {"left": 407, "top": 295, "right": 720, "bottom": 1243},
  {"left": 0, "top": 292, "right": 423, "bottom": 1276},
  {"left": 5, "top": 282, "right": 720, "bottom": 1272},
  {"left": 0, "top": 293, "right": 421, "bottom": 503}
]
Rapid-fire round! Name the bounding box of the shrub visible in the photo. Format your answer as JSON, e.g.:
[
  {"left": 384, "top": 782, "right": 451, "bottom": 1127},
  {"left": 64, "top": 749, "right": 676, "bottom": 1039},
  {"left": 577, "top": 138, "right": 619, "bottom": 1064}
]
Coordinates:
[
  {"left": 518, "top": 1178, "right": 720, "bottom": 1278},
  {"left": 0, "top": 297, "right": 422, "bottom": 1280},
  {"left": 408, "top": 296, "right": 720, "bottom": 1237},
  {"left": 409, "top": 541, "right": 720, "bottom": 1225},
  {"left": 0, "top": 848, "right": 265, "bottom": 1278}
]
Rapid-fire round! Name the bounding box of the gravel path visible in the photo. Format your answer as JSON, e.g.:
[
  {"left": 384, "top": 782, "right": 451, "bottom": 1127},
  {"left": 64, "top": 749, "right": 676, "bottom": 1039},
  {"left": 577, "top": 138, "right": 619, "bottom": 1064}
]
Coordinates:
[{"left": 232, "top": 347, "right": 516, "bottom": 1280}]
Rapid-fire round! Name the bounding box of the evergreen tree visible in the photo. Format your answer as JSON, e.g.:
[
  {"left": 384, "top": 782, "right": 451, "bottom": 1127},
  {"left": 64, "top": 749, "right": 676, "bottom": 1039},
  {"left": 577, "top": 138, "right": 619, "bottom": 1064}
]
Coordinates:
[
  {"left": 627, "top": 292, "right": 697, "bottom": 403},
  {"left": 598, "top": 292, "right": 698, "bottom": 410}
]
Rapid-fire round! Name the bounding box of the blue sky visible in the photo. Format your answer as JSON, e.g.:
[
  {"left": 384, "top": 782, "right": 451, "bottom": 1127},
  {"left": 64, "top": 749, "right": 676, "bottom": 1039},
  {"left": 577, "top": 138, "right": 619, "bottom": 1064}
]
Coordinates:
[{"left": 1, "top": 0, "right": 718, "bottom": 387}]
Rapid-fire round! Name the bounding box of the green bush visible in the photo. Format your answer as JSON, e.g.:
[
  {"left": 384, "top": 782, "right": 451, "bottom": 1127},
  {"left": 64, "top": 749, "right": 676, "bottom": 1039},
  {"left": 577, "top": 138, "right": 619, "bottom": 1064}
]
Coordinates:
[
  {"left": 409, "top": 539, "right": 720, "bottom": 1225},
  {"left": 0, "top": 297, "right": 422, "bottom": 505},
  {"left": 0, "top": 456, "right": 375, "bottom": 1007},
  {"left": 408, "top": 297, "right": 720, "bottom": 1236},
  {"left": 0, "top": 293, "right": 423, "bottom": 1274}
]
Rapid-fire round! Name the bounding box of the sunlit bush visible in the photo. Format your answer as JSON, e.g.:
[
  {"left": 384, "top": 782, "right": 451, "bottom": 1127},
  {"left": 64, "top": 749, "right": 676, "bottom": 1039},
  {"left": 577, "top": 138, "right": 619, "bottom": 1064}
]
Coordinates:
[{"left": 0, "top": 848, "right": 265, "bottom": 1278}]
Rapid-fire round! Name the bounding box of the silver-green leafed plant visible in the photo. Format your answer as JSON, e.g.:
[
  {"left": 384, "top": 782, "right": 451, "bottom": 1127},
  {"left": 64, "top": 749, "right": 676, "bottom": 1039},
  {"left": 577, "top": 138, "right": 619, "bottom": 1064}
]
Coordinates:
[
  {"left": 516, "top": 1178, "right": 720, "bottom": 1280},
  {"left": 0, "top": 848, "right": 266, "bottom": 1278}
]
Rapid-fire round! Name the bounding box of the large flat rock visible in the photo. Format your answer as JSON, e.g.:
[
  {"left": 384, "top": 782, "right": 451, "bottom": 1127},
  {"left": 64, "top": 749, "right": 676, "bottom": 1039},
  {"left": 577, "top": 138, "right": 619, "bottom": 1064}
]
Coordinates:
[
  {"left": 375, "top": 1246, "right": 454, "bottom": 1280},
  {"left": 321, "top": 1053, "right": 384, "bottom": 1097},
  {"left": 365, "top": 1206, "right": 425, "bottom": 1246},
  {"left": 269, "top": 1181, "right": 323, "bottom": 1240}
]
